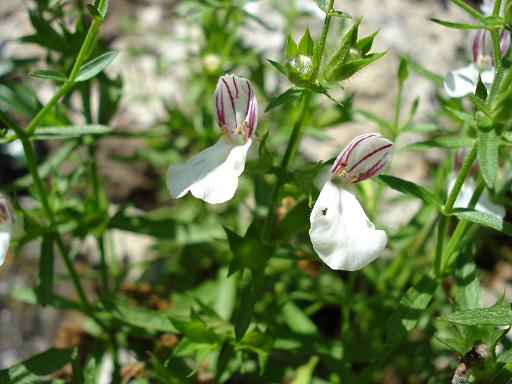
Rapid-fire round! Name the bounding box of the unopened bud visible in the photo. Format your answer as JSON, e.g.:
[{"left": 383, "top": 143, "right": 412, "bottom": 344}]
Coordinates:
[
  {"left": 331, "top": 133, "right": 394, "bottom": 183},
  {"left": 213, "top": 74, "right": 258, "bottom": 142},
  {"left": 0, "top": 197, "right": 14, "bottom": 226},
  {"left": 472, "top": 29, "right": 510, "bottom": 68},
  {"left": 288, "top": 54, "right": 313, "bottom": 78}
]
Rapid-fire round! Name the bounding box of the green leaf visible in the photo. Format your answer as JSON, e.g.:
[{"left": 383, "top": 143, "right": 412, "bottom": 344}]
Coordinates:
[
  {"left": 286, "top": 33, "right": 298, "bottom": 59},
  {"left": 451, "top": 209, "right": 512, "bottom": 237},
  {"left": 377, "top": 175, "right": 443, "bottom": 207},
  {"left": 105, "top": 300, "right": 178, "bottom": 333},
  {"left": 329, "top": 10, "right": 350, "bottom": 18},
  {"left": 298, "top": 28, "right": 314, "bottom": 56},
  {"left": 440, "top": 305, "right": 512, "bottom": 325},
  {"left": 233, "top": 273, "right": 258, "bottom": 341},
  {"left": 402, "top": 136, "right": 475, "bottom": 151},
  {"left": 326, "top": 51, "right": 387, "bottom": 81},
  {"left": 76, "top": 51, "right": 118, "bottom": 82},
  {"left": 478, "top": 128, "right": 499, "bottom": 189},
  {"left": 226, "top": 222, "right": 274, "bottom": 275},
  {"left": 30, "top": 69, "right": 67, "bottom": 83},
  {"left": 31, "top": 124, "right": 112, "bottom": 140},
  {"left": 387, "top": 275, "right": 438, "bottom": 345},
  {"left": 265, "top": 88, "right": 303, "bottom": 112},
  {"left": 313, "top": 0, "right": 328, "bottom": 11},
  {"left": 455, "top": 253, "right": 482, "bottom": 310},
  {"left": 0, "top": 348, "right": 75, "bottom": 383},
  {"left": 266, "top": 58, "right": 288, "bottom": 76},
  {"left": 93, "top": 0, "right": 109, "bottom": 17},
  {"left": 323, "top": 20, "right": 361, "bottom": 81},
  {"left": 429, "top": 18, "right": 486, "bottom": 29},
  {"left": 37, "top": 232, "right": 54, "bottom": 307},
  {"left": 84, "top": 358, "right": 97, "bottom": 384},
  {"left": 238, "top": 330, "right": 273, "bottom": 374},
  {"left": 291, "top": 356, "right": 320, "bottom": 384},
  {"left": 87, "top": 4, "right": 104, "bottom": 20},
  {"left": 397, "top": 56, "right": 409, "bottom": 83},
  {"left": 171, "top": 317, "right": 219, "bottom": 344},
  {"left": 282, "top": 300, "right": 318, "bottom": 335}
]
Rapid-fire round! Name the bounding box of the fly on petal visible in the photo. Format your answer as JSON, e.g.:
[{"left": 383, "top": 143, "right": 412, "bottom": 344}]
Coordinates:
[
  {"left": 213, "top": 74, "right": 258, "bottom": 142},
  {"left": 331, "top": 133, "right": 394, "bottom": 183}
]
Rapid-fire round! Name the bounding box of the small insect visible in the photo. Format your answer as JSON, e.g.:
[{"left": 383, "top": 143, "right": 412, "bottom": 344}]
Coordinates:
[{"left": 321, "top": 208, "right": 328, "bottom": 216}]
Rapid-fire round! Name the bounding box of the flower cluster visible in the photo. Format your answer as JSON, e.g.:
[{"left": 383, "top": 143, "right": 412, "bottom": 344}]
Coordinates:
[
  {"left": 167, "top": 74, "right": 257, "bottom": 204},
  {"left": 167, "top": 74, "right": 395, "bottom": 271}
]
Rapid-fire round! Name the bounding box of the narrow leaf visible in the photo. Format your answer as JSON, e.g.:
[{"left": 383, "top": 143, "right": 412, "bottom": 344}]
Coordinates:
[
  {"left": 266, "top": 58, "right": 288, "bottom": 76},
  {"left": 32, "top": 124, "right": 112, "bottom": 140},
  {"left": 0, "top": 348, "right": 74, "bottom": 382},
  {"left": 378, "top": 175, "right": 443, "bottom": 207},
  {"left": 451, "top": 208, "right": 512, "bottom": 237},
  {"left": 265, "top": 88, "right": 303, "bottom": 112},
  {"left": 478, "top": 128, "right": 499, "bottom": 189},
  {"left": 76, "top": 51, "right": 118, "bottom": 82},
  {"left": 30, "top": 69, "right": 67, "bottom": 82},
  {"left": 387, "top": 275, "right": 438, "bottom": 345},
  {"left": 403, "top": 136, "right": 475, "bottom": 151},
  {"left": 440, "top": 305, "right": 512, "bottom": 325},
  {"left": 429, "top": 18, "right": 486, "bottom": 29}
]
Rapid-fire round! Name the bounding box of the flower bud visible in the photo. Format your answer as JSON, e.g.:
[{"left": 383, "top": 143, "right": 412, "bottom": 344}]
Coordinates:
[
  {"left": 472, "top": 29, "right": 510, "bottom": 68},
  {"left": 331, "top": 133, "right": 394, "bottom": 183},
  {"left": 213, "top": 74, "right": 258, "bottom": 142},
  {"left": 0, "top": 197, "right": 14, "bottom": 226}
]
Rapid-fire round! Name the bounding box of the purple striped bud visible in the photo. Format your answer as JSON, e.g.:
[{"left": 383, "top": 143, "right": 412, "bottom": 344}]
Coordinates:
[
  {"left": 0, "top": 197, "right": 14, "bottom": 225},
  {"left": 472, "top": 29, "right": 510, "bottom": 68},
  {"left": 213, "top": 74, "right": 258, "bottom": 142},
  {"left": 331, "top": 133, "right": 394, "bottom": 183}
]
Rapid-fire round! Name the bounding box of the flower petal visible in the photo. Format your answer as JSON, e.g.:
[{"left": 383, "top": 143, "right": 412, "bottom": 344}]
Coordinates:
[
  {"left": 309, "top": 181, "right": 388, "bottom": 271},
  {"left": 167, "top": 136, "right": 252, "bottom": 204},
  {"left": 443, "top": 64, "right": 480, "bottom": 98},
  {"left": 448, "top": 176, "right": 505, "bottom": 218},
  {"left": 0, "top": 230, "right": 11, "bottom": 266},
  {"left": 213, "top": 74, "right": 258, "bottom": 139}
]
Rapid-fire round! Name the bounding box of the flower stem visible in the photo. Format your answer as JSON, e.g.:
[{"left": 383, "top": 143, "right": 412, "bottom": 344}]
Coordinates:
[
  {"left": 433, "top": 215, "right": 447, "bottom": 277},
  {"left": 262, "top": 0, "right": 335, "bottom": 242},
  {"left": 488, "top": 29, "right": 504, "bottom": 102},
  {"left": 26, "top": 0, "right": 106, "bottom": 136}
]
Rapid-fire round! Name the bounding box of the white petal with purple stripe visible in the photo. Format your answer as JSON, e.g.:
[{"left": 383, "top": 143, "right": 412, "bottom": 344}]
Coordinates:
[
  {"left": 331, "top": 133, "right": 394, "bottom": 182},
  {"left": 214, "top": 74, "right": 258, "bottom": 140}
]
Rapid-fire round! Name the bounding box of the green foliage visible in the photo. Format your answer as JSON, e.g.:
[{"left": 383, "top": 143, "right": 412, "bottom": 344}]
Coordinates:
[{"left": 1, "top": 0, "right": 511, "bottom": 383}]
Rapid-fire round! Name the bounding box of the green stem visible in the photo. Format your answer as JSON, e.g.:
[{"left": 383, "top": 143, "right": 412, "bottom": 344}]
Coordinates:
[
  {"left": 393, "top": 81, "right": 403, "bottom": 134},
  {"left": 262, "top": 92, "right": 312, "bottom": 241},
  {"left": 443, "top": 142, "right": 478, "bottom": 214},
  {"left": 450, "top": 0, "right": 486, "bottom": 21},
  {"left": 492, "top": 0, "right": 503, "bottom": 16},
  {"left": 26, "top": 1, "right": 105, "bottom": 136},
  {"left": 262, "top": 0, "right": 335, "bottom": 241},
  {"left": 311, "top": 0, "right": 335, "bottom": 80},
  {"left": 488, "top": 29, "right": 504, "bottom": 103},
  {"left": 433, "top": 215, "right": 447, "bottom": 277}
]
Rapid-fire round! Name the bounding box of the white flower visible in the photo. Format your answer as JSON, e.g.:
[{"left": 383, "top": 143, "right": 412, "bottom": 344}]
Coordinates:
[
  {"left": 0, "top": 196, "right": 15, "bottom": 266},
  {"left": 448, "top": 175, "right": 505, "bottom": 218},
  {"left": 167, "top": 74, "right": 258, "bottom": 204},
  {"left": 309, "top": 133, "right": 394, "bottom": 271},
  {"left": 443, "top": 64, "right": 495, "bottom": 98},
  {"left": 444, "top": 18, "right": 510, "bottom": 98}
]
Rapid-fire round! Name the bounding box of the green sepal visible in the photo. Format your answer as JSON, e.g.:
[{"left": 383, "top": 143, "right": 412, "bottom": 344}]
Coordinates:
[
  {"left": 297, "top": 28, "right": 314, "bottom": 56},
  {"left": 286, "top": 33, "right": 298, "bottom": 59},
  {"left": 225, "top": 222, "right": 274, "bottom": 276}
]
